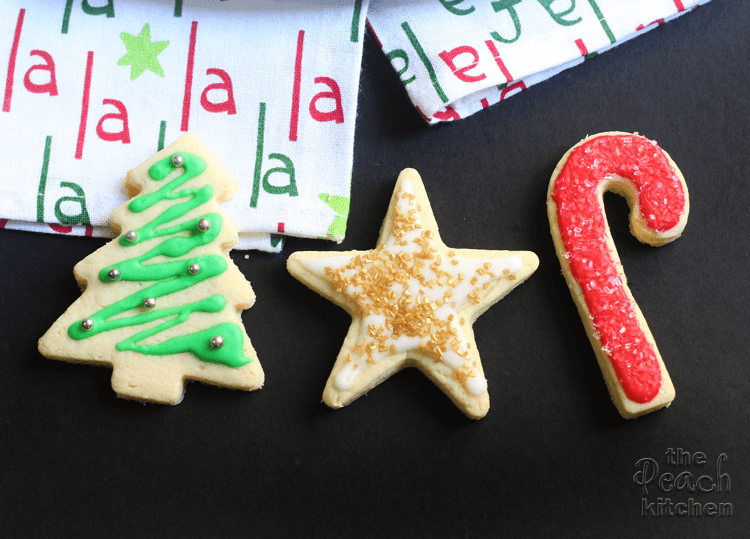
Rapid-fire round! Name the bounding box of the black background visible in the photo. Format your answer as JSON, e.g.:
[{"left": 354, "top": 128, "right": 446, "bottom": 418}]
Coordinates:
[{"left": 1, "top": 2, "right": 748, "bottom": 537}]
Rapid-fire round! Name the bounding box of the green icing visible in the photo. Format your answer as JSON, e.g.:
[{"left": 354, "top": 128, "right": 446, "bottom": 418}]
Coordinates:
[
  {"left": 69, "top": 151, "right": 251, "bottom": 369},
  {"left": 119, "top": 322, "right": 248, "bottom": 369}
]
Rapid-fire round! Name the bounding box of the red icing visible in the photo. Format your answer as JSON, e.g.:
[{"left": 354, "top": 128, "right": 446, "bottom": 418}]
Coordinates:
[{"left": 551, "top": 134, "right": 686, "bottom": 404}]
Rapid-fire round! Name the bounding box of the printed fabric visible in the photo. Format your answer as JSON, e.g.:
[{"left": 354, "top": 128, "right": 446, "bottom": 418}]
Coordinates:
[
  {"left": 367, "top": 0, "right": 709, "bottom": 124},
  {"left": 0, "top": 0, "right": 368, "bottom": 251}
]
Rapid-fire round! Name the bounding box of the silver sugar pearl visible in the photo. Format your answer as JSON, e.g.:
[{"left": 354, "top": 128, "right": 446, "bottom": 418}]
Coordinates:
[
  {"left": 197, "top": 218, "right": 211, "bottom": 232},
  {"left": 143, "top": 297, "right": 156, "bottom": 309},
  {"left": 81, "top": 318, "right": 94, "bottom": 331},
  {"left": 124, "top": 230, "right": 138, "bottom": 242},
  {"left": 210, "top": 335, "right": 225, "bottom": 349},
  {"left": 188, "top": 263, "right": 201, "bottom": 275},
  {"left": 172, "top": 154, "right": 185, "bottom": 167},
  {"left": 107, "top": 268, "right": 121, "bottom": 281}
]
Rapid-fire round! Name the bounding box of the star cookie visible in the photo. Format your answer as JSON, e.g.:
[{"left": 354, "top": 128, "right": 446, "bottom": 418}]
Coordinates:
[{"left": 287, "top": 169, "right": 538, "bottom": 419}]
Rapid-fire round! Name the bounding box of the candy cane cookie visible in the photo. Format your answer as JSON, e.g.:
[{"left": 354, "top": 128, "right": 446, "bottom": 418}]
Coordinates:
[{"left": 547, "top": 132, "right": 689, "bottom": 419}]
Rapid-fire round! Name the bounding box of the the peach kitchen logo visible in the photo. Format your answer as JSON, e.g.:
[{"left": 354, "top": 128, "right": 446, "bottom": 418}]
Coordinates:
[{"left": 634, "top": 449, "right": 733, "bottom": 517}]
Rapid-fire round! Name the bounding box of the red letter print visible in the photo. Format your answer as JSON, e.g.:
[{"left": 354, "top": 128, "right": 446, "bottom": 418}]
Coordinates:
[
  {"left": 96, "top": 99, "right": 131, "bottom": 143},
  {"left": 200, "top": 68, "right": 236, "bottom": 114},
  {"left": 75, "top": 51, "right": 94, "bottom": 159},
  {"left": 432, "top": 105, "right": 461, "bottom": 121},
  {"left": 309, "top": 77, "right": 344, "bottom": 124},
  {"left": 23, "top": 50, "right": 59, "bottom": 96},
  {"left": 3, "top": 8, "right": 26, "bottom": 112},
  {"left": 438, "top": 46, "right": 486, "bottom": 83}
]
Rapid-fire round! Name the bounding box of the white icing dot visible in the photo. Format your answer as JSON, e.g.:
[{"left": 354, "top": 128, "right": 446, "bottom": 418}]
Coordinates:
[
  {"left": 506, "top": 256, "right": 523, "bottom": 274},
  {"left": 441, "top": 351, "right": 465, "bottom": 369},
  {"left": 466, "top": 376, "right": 488, "bottom": 396},
  {"left": 335, "top": 362, "right": 359, "bottom": 390}
]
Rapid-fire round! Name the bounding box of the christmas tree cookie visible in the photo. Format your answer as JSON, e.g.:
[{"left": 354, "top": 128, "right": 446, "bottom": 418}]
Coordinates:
[
  {"left": 39, "top": 134, "right": 264, "bottom": 404},
  {"left": 287, "top": 169, "right": 539, "bottom": 419}
]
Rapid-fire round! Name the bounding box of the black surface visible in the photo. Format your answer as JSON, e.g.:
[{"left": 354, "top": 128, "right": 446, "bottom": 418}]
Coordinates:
[{"left": 2, "top": 2, "right": 748, "bottom": 537}]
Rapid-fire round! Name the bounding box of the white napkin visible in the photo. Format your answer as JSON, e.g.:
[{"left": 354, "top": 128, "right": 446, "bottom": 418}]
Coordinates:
[
  {"left": 0, "top": 0, "right": 368, "bottom": 251},
  {"left": 367, "top": 0, "right": 709, "bottom": 123}
]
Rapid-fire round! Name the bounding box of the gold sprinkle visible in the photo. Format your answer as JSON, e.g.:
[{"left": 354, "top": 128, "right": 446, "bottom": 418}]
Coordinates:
[
  {"left": 470, "top": 276, "right": 479, "bottom": 285},
  {"left": 508, "top": 275, "right": 517, "bottom": 281},
  {"left": 503, "top": 268, "right": 510, "bottom": 275}
]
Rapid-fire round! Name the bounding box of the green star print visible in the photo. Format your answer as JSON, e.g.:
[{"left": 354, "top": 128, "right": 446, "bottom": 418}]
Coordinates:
[{"left": 117, "top": 24, "right": 169, "bottom": 81}]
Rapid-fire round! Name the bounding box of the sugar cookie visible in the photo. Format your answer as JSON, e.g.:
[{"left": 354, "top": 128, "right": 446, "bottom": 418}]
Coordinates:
[
  {"left": 38, "top": 134, "right": 264, "bottom": 404},
  {"left": 547, "top": 132, "right": 689, "bottom": 418},
  {"left": 288, "top": 168, "right": 538, "bottom": 419}
]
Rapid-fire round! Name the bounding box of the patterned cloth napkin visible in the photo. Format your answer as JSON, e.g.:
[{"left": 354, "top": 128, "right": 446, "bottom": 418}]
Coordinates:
[
  {"left": 0, "top": 0, "right": 368, "bottom": 251},
  {"left": 367, "top": 0, "right": 709, "bottom": 124}
]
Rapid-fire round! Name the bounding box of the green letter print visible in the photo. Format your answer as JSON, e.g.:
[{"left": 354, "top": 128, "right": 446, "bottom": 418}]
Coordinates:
[
  {"left": 251, "top": 104, "right": 298, "bottom": 208},
  {"left": 262, "top": 154, "right": 297, "bottom": 197},
  {"left": 387, "top": 49, "right": 416, "bottom": 85},
  {"left": 82, "top": 0, "right": 115, "bottom": 18},
  {"left": 490, "top": 0, "right": 523, "bottom": 44},
  {"left": 537, "top": 0, "right": 581, "bottom": 26},
  {"left": 54, "top": 181, "right": 91, "bottom": 225},
  {"left": 439, "top": 0, "right": 476, "bottom": 16}
]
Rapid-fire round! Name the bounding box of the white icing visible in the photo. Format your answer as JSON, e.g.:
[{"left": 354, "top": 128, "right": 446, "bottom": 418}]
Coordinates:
[
  {"left": 466, "top": 375, "right": 488, "bottom": 396},
  {"left": 301, "top": 254, "right": 355, "bottom": 277},
  {"left": 336, "top": 362, "right": 360, "bottom": 390}
]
